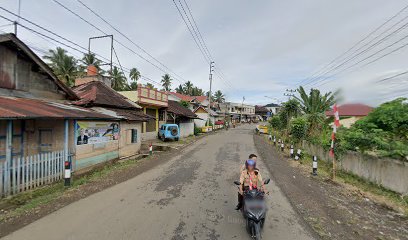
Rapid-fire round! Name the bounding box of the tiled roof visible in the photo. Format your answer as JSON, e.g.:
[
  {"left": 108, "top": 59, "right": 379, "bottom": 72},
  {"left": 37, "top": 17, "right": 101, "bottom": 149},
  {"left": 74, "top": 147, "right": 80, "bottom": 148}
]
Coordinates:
[
  {"left": 167, "top": 100, "right": 197, "bottom": 118},
  {"left": 0, "top": 96, "right": 116, "bottom": 120},
  {"left": 169, "top": 92, "right": 194, "bottom": 102},
  {"left": 72, "top": 81, "right": 141, "bottom": 109},
  {"left": 193, "top": 96, "right": 208, "bottom": 103},
  {"left": 169, "top": 92, "right": 208, "bottom": 103},
  {"left": 325, "top": 104, "right": 373, "bottom": 117}
]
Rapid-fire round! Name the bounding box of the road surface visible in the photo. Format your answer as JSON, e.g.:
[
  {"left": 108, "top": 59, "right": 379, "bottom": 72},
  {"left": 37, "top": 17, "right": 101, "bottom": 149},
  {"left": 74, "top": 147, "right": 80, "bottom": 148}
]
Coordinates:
[{"left": 3, "top": 125, "right": 314, "bottom": 240}]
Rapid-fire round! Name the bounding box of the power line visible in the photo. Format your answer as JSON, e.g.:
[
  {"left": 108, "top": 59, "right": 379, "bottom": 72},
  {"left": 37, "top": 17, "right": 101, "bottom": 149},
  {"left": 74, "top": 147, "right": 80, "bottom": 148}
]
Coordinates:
[
  {"left": 313, "top": 30, "right": 408, "bottom": 87},
  {"left": 182, "top": 0, "right": 213, "bottom": 61},
  {"left": 177, "top": 0, "right": 211, "bottom": 61},
  {"left": 52, "top": 0, "right": 185, "bottom": 85},
  {"left": 172, "top": 0, "right": 210, "bottom": 64},
  {"left": 301, "top": 3, "right": 408, "bottom": 87},
  {"left": 300, "top": 3, "right": 408, "bottom": 86},
  {"left": 75, "top": 0, "right": 188, "bottom": 84},
  {"left": 172, "top": 0, "right": 237, "bottom": 97},
  {"left": 0, "top": 14, "right": 160, "bottom": 87},
  {"left": 376, "top": 70, "right": 408, "bottom": 83},
  {"left": 307, "top": 17, "right": 408, "bottom": 87}
]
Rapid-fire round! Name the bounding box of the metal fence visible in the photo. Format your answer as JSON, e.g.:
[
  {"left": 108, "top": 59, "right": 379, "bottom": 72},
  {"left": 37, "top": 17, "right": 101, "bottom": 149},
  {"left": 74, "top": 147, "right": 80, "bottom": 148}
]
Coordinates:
[{"left": 0, "top": 150, "right": 67, "bottom": 197}]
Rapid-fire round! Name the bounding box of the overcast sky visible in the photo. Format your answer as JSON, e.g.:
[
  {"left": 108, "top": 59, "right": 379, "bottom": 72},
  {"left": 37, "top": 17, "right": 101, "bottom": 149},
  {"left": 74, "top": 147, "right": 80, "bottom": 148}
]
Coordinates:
[{"left": 1, "top": 0, "right": 408, "bottom": 106}]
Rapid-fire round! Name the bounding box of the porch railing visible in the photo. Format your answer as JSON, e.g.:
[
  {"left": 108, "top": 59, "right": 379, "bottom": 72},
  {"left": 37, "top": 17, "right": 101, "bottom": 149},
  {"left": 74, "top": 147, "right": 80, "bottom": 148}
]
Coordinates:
[{"left": 0, "top": 150, "right": 68, "bottom": 198}]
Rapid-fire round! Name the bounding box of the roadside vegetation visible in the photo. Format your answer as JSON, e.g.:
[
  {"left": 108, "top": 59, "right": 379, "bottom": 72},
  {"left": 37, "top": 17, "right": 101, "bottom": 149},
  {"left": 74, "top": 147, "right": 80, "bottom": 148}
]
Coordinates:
[
  {"left": 266, "top": 86, "right": 408, "bottom": 214},
  {"left": 269, "top": 86, "right": 408, "bottom": 161}
]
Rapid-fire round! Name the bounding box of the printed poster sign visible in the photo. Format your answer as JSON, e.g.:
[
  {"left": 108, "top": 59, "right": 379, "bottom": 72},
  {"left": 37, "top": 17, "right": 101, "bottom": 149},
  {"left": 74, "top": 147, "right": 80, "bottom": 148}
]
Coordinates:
[{"left": 76, "top": 121, "right": 119, "bottom": 145}]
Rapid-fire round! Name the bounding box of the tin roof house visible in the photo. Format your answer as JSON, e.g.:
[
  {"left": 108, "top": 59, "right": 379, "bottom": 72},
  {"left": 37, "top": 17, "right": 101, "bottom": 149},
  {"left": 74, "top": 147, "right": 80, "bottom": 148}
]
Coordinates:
[{"left": 0, "top": 33, "right": 120, "bottom": 197}]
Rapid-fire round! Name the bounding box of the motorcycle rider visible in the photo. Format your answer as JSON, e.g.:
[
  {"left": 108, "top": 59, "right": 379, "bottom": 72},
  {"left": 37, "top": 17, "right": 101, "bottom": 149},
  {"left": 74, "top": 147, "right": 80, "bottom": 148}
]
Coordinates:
[
  {"left": 235, "top": 158, "right": 265, "bottom": 210},
  {"left": 240, "top": 154, "right": 258, "bottom": 172}
]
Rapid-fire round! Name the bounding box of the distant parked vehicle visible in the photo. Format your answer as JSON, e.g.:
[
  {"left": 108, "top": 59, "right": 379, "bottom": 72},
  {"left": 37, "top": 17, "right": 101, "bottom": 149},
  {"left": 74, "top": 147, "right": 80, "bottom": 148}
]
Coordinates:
[{"left": 158, "top": 124, "right": 180, "bottom": 141}]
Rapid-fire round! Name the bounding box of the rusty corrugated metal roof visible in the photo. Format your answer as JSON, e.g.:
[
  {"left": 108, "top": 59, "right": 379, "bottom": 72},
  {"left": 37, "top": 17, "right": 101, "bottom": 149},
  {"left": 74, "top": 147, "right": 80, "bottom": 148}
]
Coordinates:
[
  {"left": 72, "top": 81, "right": 141, "bottom": 109},
  {"left": 91, "top": 107, "right": 153, "bottom": 122},
  {"left": 0, "top": 96, "right": 118, "bottom": 120},
  {"left": 167, "top": 100, "right": 198, "bottom": 119}
]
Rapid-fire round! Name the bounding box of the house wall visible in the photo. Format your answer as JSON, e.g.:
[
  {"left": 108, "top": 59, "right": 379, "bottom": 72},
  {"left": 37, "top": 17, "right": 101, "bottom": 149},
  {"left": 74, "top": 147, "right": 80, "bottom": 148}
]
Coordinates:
[
  {"left": 179, "top": 120, "right": 194, "bottom": 138},
  {"left": 0, "top": 45, "right": 65, "bottom": 100},
  {"left": 0, "top": 119, "right": 74, "bottom": 161},
  {"left": 194, "top": 112, "right": 208, "bottom": 128},
  {"left": 118, "top": 121, "right": 142, "bottom": 159},
  {"left": 73, "top": 121, "right": 120, "bottom": 171}
]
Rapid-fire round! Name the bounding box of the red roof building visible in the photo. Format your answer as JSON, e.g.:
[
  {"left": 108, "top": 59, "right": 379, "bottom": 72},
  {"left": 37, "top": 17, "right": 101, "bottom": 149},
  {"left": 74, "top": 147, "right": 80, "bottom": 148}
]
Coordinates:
[{"left": 325, "top": 104, "right": 373, "bottom": 117}]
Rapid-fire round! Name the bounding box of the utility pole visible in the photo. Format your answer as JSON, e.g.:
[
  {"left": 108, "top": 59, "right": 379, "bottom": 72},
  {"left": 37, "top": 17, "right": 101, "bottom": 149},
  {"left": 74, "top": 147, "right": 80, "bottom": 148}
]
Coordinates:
[
  {"left": 14, "top": 0, "right": 21, "bottom": 36},
  {"left": 207, "top": 61, "right": 215, "bottom": 126},
  {"left": 284, "top": 89, "right": 297, "bottom": 100},
  {"left": 240, "top": 96, "right": 245, "bottom": 123}
]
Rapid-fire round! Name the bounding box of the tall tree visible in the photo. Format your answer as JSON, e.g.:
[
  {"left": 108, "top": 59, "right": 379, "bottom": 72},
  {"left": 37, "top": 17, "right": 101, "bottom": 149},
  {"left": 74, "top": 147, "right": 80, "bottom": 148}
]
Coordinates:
[
  {"left": 78, "top": 52, "right": 104, "bottom": 76},
  {"left": 129, "top": 68, "right": 141, "bottom": 90},
  {"left": 214, "top": 90, "right": 225, "bottom": 103},
  {"left": 43, "top": 47, "right": 77, "bottom": 87},
  {"left": 175, "top": 84, "right": 184, "bottom": 94},
  {"left": 294, "top": 86, "right": 338, "bottom": 134},
  {"left": 161, "top": 74, "right": 172, "bottom": 91},
  {"left": 145, "top": 83, "right": 155, "bottom": 89},
  {"left": 110, "top": 66, "right": 127, "bottom": 91},
  {"left": 191, "top": 87, "right": 204, "bottom": 96},
  {"left": 183, "top": 81, "right": 193, "bottom": 95}
]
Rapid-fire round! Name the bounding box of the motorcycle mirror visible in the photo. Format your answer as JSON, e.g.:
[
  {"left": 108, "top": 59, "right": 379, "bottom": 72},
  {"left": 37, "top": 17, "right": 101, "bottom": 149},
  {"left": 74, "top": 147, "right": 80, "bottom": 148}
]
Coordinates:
[
  {"left": 234, "top": 181, "right": 241, "bottom": 186},
  {"left": 264, "top": 179, "right": 270, "bottom": 184}
]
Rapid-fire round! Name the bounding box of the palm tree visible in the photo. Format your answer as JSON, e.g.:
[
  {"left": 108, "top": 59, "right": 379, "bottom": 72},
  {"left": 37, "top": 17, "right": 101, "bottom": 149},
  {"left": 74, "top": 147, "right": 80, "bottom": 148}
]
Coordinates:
[
  {"left": 214, "top": 90, "right": 225, "bottom": 103},
  {"left": 183, "top": 81, "right": 193, "bottom": 95},
  {"left": 279, "top": 99, "right": 301, "bottom": 129},
  {"left": 294, "top": 86, "right": 339, "bottom": 134},
  {"left": 78, "top": 52, "right": 104, "bottom": 76},
  {"left": 43, "top": 47, "right": 77, "bottom": 87},
  {"left": 175, "top": 84, "right": 184, "bottom": 94},
  {"left": 129, "top": 68, "right": 140, "bottom": 90},
  {"left": 191, "top": 87, "right": 204, "bottom": 96},
  {"left": 145, "top": 83, "right": 155, "bottom": 89},
  {"left": 110, "top": 66, "right": 127, "bottom": 91},
  {"left": 161, "top": 74, "right": 172, "bottom": 91}
]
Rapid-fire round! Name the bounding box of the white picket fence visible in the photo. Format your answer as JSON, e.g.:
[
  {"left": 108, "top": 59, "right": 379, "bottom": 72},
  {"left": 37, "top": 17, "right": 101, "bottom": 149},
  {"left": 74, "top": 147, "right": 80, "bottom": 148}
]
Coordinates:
[{"left": 0, "top": 150, "right": 67, "bottom": 197}]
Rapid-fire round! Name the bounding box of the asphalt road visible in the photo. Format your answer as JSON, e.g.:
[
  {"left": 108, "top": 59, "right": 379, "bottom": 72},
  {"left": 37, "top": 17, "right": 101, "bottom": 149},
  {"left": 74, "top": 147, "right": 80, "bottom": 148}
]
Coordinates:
[{"left": 3, "top": 125, "right": 314, "bottom": 240}]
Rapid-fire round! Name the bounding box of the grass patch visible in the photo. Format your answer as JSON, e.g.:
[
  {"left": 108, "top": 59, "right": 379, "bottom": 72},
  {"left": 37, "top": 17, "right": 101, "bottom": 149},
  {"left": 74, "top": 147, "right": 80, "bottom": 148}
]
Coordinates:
[
  {"left": 0, "top": 157, "right": 144, "bottom": 222},
  {"left": 300, "top": 151, "right": 408, "bottom": 215}
]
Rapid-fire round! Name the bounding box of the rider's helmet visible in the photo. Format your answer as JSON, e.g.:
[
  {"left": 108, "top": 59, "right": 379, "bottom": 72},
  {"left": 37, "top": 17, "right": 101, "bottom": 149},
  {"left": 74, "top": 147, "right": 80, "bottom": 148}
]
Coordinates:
[{"left": 245, "top": 159, "right": 256, "bottom": 169}]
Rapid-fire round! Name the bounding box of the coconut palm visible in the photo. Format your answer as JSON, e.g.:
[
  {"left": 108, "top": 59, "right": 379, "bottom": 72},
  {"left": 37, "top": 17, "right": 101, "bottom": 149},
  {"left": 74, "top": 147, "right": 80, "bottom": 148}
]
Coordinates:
[
  {"left": 161, "top": 74, "right": 172, "bottom": 91},
  {"left": 214, "top": 90, "right": 225, "bottom": 103},
  {"left": 129, "top": 68, "right": 140, "bottom": 90},
  {"left": 110, "top": 66, "right": 127, "bottom": 91},
  {"left": 175, "top": 84, "right": 184, "bottom": 94},
  {"left": 43, "top": 47, "right": 77, "bottom": 87},
  {"left": 78, "top": 52, "right": 104, "bottom": 76},
  {"left": 183, "top": 81, "right": 193, "bottom": 95},
  {"left": 145, "top": 83, "right": 155, "bottom": 89}
]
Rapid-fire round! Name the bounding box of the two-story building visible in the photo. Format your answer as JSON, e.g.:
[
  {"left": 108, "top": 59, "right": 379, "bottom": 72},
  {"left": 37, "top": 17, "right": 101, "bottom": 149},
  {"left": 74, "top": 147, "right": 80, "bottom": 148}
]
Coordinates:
[
  {"left": 218, "top": 102, "right": 256, "bottom": 123},
  {"left": 119, "top": 86, "right": 168, "bottom": 141}
]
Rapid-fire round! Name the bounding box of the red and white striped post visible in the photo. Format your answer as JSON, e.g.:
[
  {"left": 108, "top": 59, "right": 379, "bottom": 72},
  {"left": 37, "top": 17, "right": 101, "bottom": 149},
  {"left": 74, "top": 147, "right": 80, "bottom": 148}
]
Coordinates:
[{"left": 330, "top": 104, "right": 341, "bottom": 179}]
